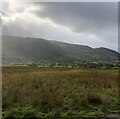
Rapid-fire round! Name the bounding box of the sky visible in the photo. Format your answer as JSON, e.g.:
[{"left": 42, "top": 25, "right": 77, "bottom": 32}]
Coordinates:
[{"left": 1, "top": 0, "right": 118, "bottom": 51}]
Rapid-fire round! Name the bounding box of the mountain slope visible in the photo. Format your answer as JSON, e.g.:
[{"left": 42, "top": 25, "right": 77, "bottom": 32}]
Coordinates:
[{"left": 2, "top": 36, "right": 119, "bottom": 64}]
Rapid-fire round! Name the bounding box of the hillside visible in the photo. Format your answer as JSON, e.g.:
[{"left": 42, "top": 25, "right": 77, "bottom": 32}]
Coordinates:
[{"left": 2, "top": 36, "right": 119, "bottom": 64}]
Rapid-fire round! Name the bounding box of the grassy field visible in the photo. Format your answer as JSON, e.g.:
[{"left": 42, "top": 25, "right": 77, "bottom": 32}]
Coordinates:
[{"left": 2, "top": 66, "right": 119, "bottom": 118}]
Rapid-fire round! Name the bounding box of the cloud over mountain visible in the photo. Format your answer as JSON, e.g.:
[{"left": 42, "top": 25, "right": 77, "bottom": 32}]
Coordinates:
[{"left": 1, "top": 1, "right": 118, "bottom": 51}]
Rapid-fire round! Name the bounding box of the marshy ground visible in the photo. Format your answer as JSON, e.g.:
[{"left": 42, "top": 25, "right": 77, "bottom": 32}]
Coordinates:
[{"left": 2, "top": 66, "right": 120, "bottom": 118}]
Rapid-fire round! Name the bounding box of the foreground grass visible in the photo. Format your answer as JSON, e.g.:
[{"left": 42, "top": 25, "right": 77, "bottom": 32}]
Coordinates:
[{"left": 2, "top": 67, "right": 119, "bottom": 118}]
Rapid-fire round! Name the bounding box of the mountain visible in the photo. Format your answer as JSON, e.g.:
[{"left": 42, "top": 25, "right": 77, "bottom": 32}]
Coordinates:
[{"left": 2, "top": 36, "right": 119, "bottom": 64}]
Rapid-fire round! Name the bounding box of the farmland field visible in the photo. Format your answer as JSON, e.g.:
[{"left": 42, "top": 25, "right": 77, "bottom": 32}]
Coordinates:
[{"left": 2, "top": 66, "right": 120, "bottom": 118}]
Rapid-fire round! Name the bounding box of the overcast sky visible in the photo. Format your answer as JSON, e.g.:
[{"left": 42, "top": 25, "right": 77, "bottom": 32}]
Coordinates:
[{"left": 1, "top": 1, "right": 118, "bottom": 51}]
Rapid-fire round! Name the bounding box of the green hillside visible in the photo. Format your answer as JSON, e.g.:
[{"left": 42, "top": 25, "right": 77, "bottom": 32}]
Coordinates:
[{"left": 2, "top": 36, "right": 119, "bottom": 64}]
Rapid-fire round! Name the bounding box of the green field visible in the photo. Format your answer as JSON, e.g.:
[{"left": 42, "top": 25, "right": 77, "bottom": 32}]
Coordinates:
[{"left": 2, "top": 67, "right": 119, "bottom": 118}]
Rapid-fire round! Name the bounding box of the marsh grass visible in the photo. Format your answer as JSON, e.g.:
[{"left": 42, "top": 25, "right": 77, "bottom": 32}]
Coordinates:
[{"left": 2, "top": 67, "right": 119, "bottom": 118}]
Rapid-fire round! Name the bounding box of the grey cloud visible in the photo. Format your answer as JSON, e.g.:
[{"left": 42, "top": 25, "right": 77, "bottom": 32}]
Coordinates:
[
  {"left": 32, "top": 2, "right": 118, "bottom": 47},
  {"left": 34, "top": 3, "right": 117, "bottom": 31},
  {"left": 1, "top": 2, "right": 118, "bottom": 51}
]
